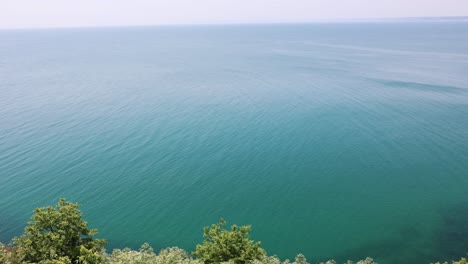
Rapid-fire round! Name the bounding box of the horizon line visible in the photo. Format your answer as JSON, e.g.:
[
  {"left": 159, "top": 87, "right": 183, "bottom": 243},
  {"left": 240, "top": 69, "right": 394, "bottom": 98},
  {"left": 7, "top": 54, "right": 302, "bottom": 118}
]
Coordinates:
[{"left": 1, "top": 15, "right": 467, "bottom": 31}]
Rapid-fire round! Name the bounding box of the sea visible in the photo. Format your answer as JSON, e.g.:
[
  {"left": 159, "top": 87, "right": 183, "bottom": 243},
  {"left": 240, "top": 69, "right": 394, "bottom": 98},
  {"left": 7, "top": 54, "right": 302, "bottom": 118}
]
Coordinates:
[{"left": 1, "top": 19, "right": 467, "bottom": 264}]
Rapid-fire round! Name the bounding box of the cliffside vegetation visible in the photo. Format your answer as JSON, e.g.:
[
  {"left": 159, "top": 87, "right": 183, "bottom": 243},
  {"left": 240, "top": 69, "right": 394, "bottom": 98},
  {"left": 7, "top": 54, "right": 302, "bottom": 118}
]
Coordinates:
[{"left": 0, "top": 199, "right": 465, "bottom": 264}]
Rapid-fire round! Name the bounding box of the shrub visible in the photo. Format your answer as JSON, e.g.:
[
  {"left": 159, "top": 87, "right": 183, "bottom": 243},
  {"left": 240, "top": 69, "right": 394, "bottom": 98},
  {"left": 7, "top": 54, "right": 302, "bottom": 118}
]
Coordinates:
[
  {"left": 349, "top": 257, "right": 377, "bottom": 264},
  {"left": 0, "top": 243, "right": 25, "bottom": 264},
  {"left": 108, "top": 243, "right": 200, "bottom": 264},
  {"left": 250, "top": 255, "right": 283, "bottom": 264},
  {"left": 108, "top": 243, "right": 158, "bottom": 264},
  {"left": 321, "top": 257, "right": 376, "bottom": 264},
  {"left": 0, "top": 243, "right": 5, "bottom": 263},
  {"left": 13, "top": 198, "right": 106, "bottom": 263},
  {"left": 193, "top": 219, "right": 266, "bottom": 264},
  {"left": 156, "top": 247, "right": 200, "bottom": 264},
  {"left": 433, "top": 257, "right": 468, "bottom": 264}
]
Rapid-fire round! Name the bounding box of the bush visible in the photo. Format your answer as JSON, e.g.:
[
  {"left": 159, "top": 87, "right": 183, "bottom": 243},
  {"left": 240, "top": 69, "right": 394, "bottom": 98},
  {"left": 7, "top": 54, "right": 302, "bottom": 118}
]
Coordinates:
[
  {"left": 250, "top": 254, "right": 309, "bottom": 264},
  {"left": 108, "top": 243, "right": 157, "bottom": 264},
  {"left": 193, "top": 219, "right": 266, "bottom": 264},
  {"left": 433, "top": 257, "right": 468, "bottom": 264},
  {"left": 156, "top": 247, "right": 200, "bottom": 264},
  {"left": 0, "top": 243, "right": 25, "bottom": 264},
  {"left": 320, "top": 257, "right": 376, "bottom": 264},
  {"left": 13, "top": 198, "right": 106, "bottom": 264},
  {"left": 108, "top": 243, "right": 199, "bottom": 264},
  {"left": 0, "top": 243, "right": 5, "bottom": 263}
]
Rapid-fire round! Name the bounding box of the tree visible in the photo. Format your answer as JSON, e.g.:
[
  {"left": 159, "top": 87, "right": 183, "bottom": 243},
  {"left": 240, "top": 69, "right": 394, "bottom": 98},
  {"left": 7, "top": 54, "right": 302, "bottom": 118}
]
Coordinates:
[
  {"left": 193, "top": 219, "right": 266, "bottom": 264},
  {"left": 14, "top": 198, "right": 106, "bottom": 263}
]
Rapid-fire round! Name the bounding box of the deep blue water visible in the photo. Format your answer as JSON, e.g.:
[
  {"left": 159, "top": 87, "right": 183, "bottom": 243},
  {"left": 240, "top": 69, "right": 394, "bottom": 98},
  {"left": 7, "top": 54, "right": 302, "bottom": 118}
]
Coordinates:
[{"left": 1, "top": 21, "right": 468, "bottom": 264}]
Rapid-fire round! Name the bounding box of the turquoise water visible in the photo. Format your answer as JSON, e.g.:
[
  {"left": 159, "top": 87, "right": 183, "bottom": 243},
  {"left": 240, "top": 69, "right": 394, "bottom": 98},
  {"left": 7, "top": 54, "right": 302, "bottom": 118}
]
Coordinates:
[{"left": 1, "top": 22, "right": 468, "bottom": 263}]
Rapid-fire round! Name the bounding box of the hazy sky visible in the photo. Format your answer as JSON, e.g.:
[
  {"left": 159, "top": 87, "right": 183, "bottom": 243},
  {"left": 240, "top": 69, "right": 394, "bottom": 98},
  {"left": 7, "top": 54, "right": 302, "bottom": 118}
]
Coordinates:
[{"left": 1, "top": 0, "right": 468, "bottom": 29}]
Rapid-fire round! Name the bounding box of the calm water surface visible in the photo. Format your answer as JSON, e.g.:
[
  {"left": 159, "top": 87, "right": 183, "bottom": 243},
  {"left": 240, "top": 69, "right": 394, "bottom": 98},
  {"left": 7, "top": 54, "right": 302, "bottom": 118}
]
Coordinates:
[{"left": 1, "top": 22, "right": 468, "bottom": 264}]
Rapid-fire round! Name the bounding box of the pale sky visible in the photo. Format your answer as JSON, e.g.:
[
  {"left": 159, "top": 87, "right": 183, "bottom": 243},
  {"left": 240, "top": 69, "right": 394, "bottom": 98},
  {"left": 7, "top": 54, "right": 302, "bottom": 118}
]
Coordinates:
[{"left": 1, "top": 0, "right": 468, "bottom": 29}]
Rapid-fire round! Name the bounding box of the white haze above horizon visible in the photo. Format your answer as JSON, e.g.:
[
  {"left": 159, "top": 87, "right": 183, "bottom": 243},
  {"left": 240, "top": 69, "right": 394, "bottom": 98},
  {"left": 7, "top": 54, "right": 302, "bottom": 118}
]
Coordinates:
[{"left": 1, "top": 0, "right": 468, "bottom": 29}]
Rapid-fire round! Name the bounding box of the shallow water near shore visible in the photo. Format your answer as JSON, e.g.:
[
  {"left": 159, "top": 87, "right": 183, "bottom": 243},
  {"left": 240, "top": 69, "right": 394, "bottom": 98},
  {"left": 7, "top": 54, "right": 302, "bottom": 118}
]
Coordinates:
[{"left": 1, "top": 21, "right": 468, "bottom": 264}]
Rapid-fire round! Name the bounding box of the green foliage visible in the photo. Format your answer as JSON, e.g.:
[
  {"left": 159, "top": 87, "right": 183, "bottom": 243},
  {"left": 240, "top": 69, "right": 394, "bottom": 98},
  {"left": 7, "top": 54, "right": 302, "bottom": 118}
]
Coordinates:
[
  {"left": 156, "top": 247, "right": 200, "bottom": 264},
  {"left": 38, "top": 257, "right": 72, "bottom": 264},
  {"left": 13, "top": 198, "right": 106, "bottom": 264},
  {"left": 348, "top": 257, "right": 377, "bottom": 264},
  {"left": 3, "top": 198, "right": 466, "bottom": 264},
  {"left": 453, "top": 258, "right": 468, "bottom": 264},
  {"left": 317, "top": 257, "right": 376, "bottom": 264},
  {"left": 250, "top": 254, "right": 310, "bottom": 264},
  {"left": 108, "top": 244, "right": 199, "bottom": 264},
  {"left": 293, "top": 254, "right": 308, "bottom": 264},
  {"left": 108, "top": 243, "right": 158, "bottom": 264},
  {"left": 433, "top": 257, "right": 468, "bottom": 264},
  {"left": 193, "top": 219, "right": 266, "bottom": 264},
  {"left": 0, "top": 243, "right": 5, "bottom": 263},
  {"left": 250, "top": 255, "right": 283, "bottom": 264},
  {"left": 0, "top": 243, "right": 25, "bottom": 264}
]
